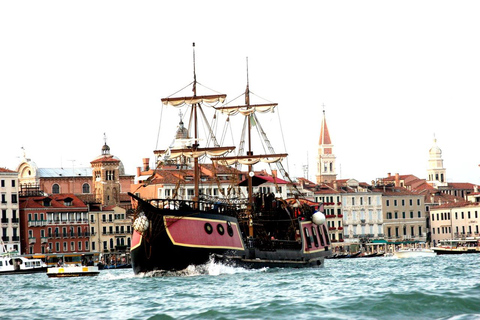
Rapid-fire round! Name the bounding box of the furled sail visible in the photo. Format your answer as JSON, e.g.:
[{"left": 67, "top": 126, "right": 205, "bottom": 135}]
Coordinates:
[
  {"left": 215, "top": 103, "right": 278, "bottom": 116},
  {"left": 211, "top": 153, "right": 287, "bottom": 166},
  {"left": 155, "top": 146, "right": 235, "bottom": 159},
  {"left": 162, "top": 94, "right": 227, "bottom": 107}
]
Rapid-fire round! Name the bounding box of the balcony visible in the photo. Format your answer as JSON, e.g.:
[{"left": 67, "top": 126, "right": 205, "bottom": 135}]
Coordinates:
[
  {"left": 338, "top": 226, "right": 343, "bottom": 230},
  {"left": 11, "top": 236, "right": 19, "bottom": 242},
  {"left": 1, "top": 218, "right": 8, "bottom": 224},
  {"left": 328, "top": 227, "right": 336, "bottom": 231},
  {"left": 1, "top": 236, "right": 9, "bottom": 241},
  {"left": 41, "top": 237, "right": 48, "bottom": 244},
  {"left": 28, "top": 220, "right": 48, "bottom": 227},
  {"left": 28, "top": 237, "right": 36, "bottom": 244}
]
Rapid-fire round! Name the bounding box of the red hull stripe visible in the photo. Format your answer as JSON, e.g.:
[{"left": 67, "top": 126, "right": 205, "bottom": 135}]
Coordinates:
[
  {"left": 301, "top": 221, "right": 328, "bottom": 254},
  {"left": 164, "top": 216, "right": 245, "bottom": 250},
  {"left": 131, "top": 230, "right": 142, "bottom": 251}
]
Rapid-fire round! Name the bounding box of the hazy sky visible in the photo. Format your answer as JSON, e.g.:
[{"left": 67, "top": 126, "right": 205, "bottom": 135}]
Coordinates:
[{"left": 1, "top": 1, "right": 480, "bottom": 184}]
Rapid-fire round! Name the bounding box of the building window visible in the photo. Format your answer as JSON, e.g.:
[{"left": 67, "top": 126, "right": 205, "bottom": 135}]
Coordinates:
[
  {"left": 0, "top": 180, "right": 4, "bottom": 187},
  {"left": 386, "top": 200, "right": 390, "bottom": 206},
  {"left": 52, "top": 184, "right": 60, "bottom": 194},
  {"left": 82, "top": 183, "right": 90, "bottom": 194}
]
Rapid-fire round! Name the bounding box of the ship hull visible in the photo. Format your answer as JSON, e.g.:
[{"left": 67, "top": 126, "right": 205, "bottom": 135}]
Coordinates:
[{"left": 130, "top": 195, "right": 331, "bottom": 274}]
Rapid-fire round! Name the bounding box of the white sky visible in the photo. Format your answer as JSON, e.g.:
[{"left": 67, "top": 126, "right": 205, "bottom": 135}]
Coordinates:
[{"left": 1, "top": 1, "right": 480, "bottom": 184}]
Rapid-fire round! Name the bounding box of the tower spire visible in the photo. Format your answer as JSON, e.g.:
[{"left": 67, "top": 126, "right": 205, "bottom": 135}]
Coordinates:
[{"left": 316, "top": 105, "right": 336, "bottom": 184}]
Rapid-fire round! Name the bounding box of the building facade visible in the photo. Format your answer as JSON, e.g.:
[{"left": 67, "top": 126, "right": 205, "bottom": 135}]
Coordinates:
[
  {"left": 341, "top": 180, "right": 384, "bottom": 246},
  {"left": 430, "top": 202, "right": 480, "bottom": 245},
  {"left": 0, "top": 168, "right": 20, "bottom": 252},
  {"left": 19, "top": 193, "right": 90, "bottom": 254},
  {"left": 379, "top": 186, "right": 426, "bottom": 243},
  {"left": 89, "top": 205, "right": 131, "bottom": 254},
  {"left": 16, "top": 142, "right": 134, "bottom": 208}
]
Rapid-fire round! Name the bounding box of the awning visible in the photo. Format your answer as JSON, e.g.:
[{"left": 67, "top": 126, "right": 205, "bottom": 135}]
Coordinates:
[{"left": 238, "top": 175, "right": 288, "bottom": 187}]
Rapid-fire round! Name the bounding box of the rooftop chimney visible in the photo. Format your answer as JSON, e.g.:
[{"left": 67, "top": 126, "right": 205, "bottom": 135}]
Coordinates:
[
  {"left": 143, "top": 158, "right": 150, "bottom": 171},
  {"left": 395, "top": 173, "right": 400, "bottom": 188}
]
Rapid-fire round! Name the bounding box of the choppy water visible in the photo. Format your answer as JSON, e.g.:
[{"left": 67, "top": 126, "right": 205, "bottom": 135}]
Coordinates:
[{"left": 1, "top": 254, "right": 480, "bottom": 320}]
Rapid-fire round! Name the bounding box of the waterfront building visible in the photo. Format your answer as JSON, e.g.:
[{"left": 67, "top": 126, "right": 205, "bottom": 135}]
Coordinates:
[
  {"left": 89, "top": 205, "right": 131, "bottom": 254},
  {"left": 375, "top": 183, "right": 426, "bottom": 243},
  {"left": 340, "top": 179, "right": 384, "bottom": 248},
  {"left": 430, "top": 202, "right": 480, "bottom": 245},
  {"left": 316, "top": 109, "right": 337, "bottom": 184},
  {"left": 0, "top": 168, "right": 21, "bottom": 252},
  {"left": 19, "top": 193, "right": 90, "bottom": 254},
  {"left": 16, "top": 140, "right": 134, "bottom": 208}
]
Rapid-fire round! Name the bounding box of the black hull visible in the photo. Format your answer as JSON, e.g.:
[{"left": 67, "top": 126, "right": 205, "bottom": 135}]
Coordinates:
[
  {"left": 433, "top": 249, "right": 480, "bottom": 255},
  {"left": 129, "top": 194, "right": 332, "bottom": 274},
  {"left": 0, "top": 267, "right": 48, "bottom": 275}
]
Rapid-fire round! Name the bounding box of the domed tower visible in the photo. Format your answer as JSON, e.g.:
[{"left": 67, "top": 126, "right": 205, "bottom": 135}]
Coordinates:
[
  {"left": 427, "top": 135, "right": 447, "bottom": 188},
  {"left": 90, "top": 135, "right": 121, "bottom": 205},
  {"left": 316, "top": 109, "right": 337, "bottom": 184}
]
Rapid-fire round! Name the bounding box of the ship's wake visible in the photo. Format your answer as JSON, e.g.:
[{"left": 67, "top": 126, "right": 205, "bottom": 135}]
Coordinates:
[{"left": 137, "top": 256, "right": 267, "bottom": 278}]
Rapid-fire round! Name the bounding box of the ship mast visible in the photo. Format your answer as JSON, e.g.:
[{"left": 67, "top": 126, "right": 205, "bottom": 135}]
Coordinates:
[
  {"left": 192, "top": 43, "right": 200, "bottom": 202},
  {"left": 158, "top": 43, "right": 233, "bottom": 203},
  {"left": 245, "top": 58, "right": 254, "bottom": 237}
]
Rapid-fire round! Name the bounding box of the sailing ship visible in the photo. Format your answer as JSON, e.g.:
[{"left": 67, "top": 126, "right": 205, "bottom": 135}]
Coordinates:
[{"left": 129, "top": 44, "right": 332, "bottom": 274}]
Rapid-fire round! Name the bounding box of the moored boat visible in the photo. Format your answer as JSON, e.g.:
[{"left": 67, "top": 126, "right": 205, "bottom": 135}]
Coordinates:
[
  {"left": 1, "top": 240, "right": 48, "bottom": 275},
  {"left": 129, "top": 46, "right": 332, "bottom": 274},
  {"left": 0, "top": 253, "right": 48, "bottom": 275},
  {"left": 432, "top": 238, "right": 480, "bottom": 255}
]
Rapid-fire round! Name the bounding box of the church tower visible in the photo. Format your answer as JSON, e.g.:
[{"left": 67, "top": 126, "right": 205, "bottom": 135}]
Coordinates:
[
  {"left": 426, "top": 136, "right": 447, "bottom": 188},
  {"left": 316, "top": 109, "right": 337, "bottom": 184},
  {"left": 91, "top": 135, "right": 121, "bottom": 205}
]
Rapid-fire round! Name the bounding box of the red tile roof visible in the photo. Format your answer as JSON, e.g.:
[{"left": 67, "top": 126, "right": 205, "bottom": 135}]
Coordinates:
[{"left": 20, "top": 193, "right": 88, "bottom": 209}]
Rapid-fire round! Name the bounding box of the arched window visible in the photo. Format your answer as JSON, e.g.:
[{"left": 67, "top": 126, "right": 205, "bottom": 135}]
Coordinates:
[
  {"left": 82, "top": 183, "right": 90, "bottom": 194},
  {"left": 52, "top": 184, "right": 60, "bottom": 194}
]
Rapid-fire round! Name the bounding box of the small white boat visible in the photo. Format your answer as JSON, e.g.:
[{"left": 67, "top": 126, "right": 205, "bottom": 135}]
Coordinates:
[
  {"left": 0, "top": 253, "right": 48, "bottom": 275},
  {"left": 393, "top": 248, "right": 436, "bottom": 258},
  {"left": 1, "top": 240, "right": 48, "bottom": 275},
  {"left": 47, "top": 265, "right": 100, "bottom": 278}
]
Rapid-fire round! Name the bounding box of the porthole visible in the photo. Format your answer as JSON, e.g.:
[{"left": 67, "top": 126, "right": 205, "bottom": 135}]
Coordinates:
[
  {"left": 217, "top": 224, "right": 225, "bottom": 235},
  {"left": 227, "top": 221, "right": 234, "bottom": 237},
  {"left": 204, "top": 223, "right": 213, "bottom": 234}
]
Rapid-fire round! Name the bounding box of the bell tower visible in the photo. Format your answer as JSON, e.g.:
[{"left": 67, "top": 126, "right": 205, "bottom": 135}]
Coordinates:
[
  {"left": 91, "top": 134, "right": 121, "bottom": 205},
  {"left": 426, "top": 135, "right": 447, "bottom": 188},
  {"left": 316, "top": 108, "right": 337, "bottom": 184}
]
